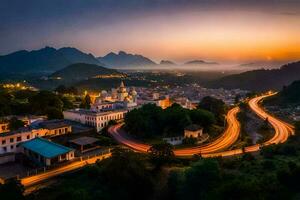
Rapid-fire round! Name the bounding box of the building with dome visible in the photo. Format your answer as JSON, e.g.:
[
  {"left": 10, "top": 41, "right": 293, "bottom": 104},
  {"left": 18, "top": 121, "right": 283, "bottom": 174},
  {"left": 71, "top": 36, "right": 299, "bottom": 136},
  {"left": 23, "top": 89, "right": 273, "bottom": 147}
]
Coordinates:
[
  {"left": 117, "top": 81, "right": 129, "bottom": 101},
  {"left": 65, "top": 81, "right": 139, "bottom": 132}
]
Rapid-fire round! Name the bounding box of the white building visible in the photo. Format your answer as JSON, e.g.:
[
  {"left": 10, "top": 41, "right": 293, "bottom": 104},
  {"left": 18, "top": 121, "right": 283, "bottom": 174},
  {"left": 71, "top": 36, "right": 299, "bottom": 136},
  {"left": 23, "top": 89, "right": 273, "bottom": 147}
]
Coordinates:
[
  {"left": 63, "top": 109, "right": 127, "bottom": 132},
  {"left": 0, "top": 120, "right": 72, "bottom": 154}
]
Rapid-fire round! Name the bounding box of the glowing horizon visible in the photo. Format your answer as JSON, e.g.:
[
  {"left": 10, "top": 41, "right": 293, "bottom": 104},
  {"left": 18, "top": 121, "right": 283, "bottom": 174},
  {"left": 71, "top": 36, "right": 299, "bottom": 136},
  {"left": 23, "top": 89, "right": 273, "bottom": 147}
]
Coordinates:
[{"left": 1, "top": 0, "right": 300, "bottom": 64}]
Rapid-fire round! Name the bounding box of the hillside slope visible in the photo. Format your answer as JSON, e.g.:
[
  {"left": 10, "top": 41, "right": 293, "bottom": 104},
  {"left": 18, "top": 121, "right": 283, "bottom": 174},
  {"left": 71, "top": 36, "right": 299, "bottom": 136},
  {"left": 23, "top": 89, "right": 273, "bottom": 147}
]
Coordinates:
[
  {"left": 50, "top": 63, "right": 122, "bottom": 81},
  {"left": 0, "top": 46, "right": 102, "bottom": 74},
  {"left": 98, "top": 51, "right": 156, "bottom": 67},
  {"left": 207, "top": 61, "right": 300, "bottom": 91}
]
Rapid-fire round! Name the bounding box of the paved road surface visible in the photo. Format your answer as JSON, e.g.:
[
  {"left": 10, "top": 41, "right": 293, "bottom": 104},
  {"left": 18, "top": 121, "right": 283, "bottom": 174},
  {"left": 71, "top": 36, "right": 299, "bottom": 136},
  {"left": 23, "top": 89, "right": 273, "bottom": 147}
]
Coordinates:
[
  {"left": 109, "top": 93, "right": 294, "bottom": 157},
  {"left": 108, "top": 107, "right": 241, "bottom": 156}
]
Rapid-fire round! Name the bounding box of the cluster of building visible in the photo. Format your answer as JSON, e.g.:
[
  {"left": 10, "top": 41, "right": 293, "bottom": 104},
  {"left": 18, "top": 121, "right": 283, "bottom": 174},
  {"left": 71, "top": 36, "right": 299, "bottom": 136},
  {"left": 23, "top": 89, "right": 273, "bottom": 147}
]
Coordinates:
[
  {"left": 63, "top": 81, "right": 248, "bottom": 134},
  {"left": 135, "top": 84, "right": 248, "bottom": 107},
  {"left": 0, "top": 116, "right": 74, "bottom": 165},
  {"left": 64, "top": 81, "right": 137, "bottom": 132}
]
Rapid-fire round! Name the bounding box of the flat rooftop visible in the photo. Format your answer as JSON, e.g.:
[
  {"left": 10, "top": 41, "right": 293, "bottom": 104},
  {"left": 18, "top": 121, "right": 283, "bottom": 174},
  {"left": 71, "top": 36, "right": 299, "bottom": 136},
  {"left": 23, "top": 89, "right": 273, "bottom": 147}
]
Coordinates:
[
  {"left": 69, "top": 136, "right": 99, "bottom": 146},
  {"left": 64, "top": 108, "right": 127, "bottom": 116},
  {"left": 21, "top": 137, "right": 73, "bottom": 158},
  {"left": 39, "top": 119, "right": 70, "bottom": 130}
]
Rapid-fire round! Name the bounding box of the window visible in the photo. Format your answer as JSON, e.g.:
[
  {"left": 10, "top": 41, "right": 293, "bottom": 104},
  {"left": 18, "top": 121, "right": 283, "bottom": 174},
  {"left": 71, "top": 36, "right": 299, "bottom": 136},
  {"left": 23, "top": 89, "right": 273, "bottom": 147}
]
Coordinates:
[
  {"left": 10, "top": 145, "right": 14, "bottom": 149},
  {"left": 27, "top": 135, "right": 30, "bottom": 139},
  {"left": 3, "top": 147, "right": 7, "bottom": 152},
  {"left": 2, "top": 140, "right": 6, "bottom": 145},
  {"left": 65, "top": 128, "right": 68, "bottom": 133},
  {"left": 17, "top": 136, "right": 21, "bottom": 142},
  {"left": 10, "top": 138, "right": 14, "bottom": 143}
]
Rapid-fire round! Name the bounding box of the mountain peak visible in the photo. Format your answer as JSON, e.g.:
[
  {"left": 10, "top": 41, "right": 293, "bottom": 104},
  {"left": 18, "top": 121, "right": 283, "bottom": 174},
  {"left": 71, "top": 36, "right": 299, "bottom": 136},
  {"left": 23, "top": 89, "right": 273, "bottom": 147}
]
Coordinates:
[
  {"left": 98, "top": 51, "right": 156, "bottom": 67},
  {"left": 0, "top": 46, "right": 102, "bottom": 74},
  {"left": 185, "top": 60, "right": 218, "bottom": 65},
  {"left": 160, "top": 60, "right": 176, "bottom": 65}
]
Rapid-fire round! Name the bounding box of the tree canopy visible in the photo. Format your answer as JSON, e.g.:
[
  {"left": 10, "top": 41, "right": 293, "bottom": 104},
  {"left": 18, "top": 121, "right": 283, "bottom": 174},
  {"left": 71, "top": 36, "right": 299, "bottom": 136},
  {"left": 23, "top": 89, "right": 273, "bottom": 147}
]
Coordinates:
[{"left": 124, "top": 103, "right": 215, "bottom": 138}]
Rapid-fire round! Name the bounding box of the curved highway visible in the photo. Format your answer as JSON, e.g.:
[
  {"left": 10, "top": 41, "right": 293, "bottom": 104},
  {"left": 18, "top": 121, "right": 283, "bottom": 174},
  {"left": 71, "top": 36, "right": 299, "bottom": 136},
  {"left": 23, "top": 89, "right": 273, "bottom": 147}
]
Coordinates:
[
  {"left": 109, "top": 107, "right": 241, "bottom": 156},
  {"left": 109, "top": 93, "right": 295, "bottom": 157},
  {"left": 204, "top": 93, "right": 295, "bottom": 157}
]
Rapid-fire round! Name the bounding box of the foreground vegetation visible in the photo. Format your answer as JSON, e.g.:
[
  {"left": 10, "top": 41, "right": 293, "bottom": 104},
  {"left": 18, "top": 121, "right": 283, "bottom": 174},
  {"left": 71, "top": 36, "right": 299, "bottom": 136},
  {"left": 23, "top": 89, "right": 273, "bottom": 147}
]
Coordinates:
[
  {"left": 0, "top": 88, "right": 74, "bottom": 119},
  {"left": 1, "top": 124, "right": 299, "bottom": 199}
]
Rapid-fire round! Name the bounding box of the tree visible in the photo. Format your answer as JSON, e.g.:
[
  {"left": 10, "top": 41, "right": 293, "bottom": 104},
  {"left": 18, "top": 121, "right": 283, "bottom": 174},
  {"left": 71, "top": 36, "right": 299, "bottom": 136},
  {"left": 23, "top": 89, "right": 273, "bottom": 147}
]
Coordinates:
[
  {"left": 29, "top": 90, "right": 63, "bottom": 114},
  {"left": 61, "top": 96, "right": 74, "bottom": 110},
  {"left": 96, "top": 147, "right": 155, "bottom": 200},
  {"left": 198, "top": 96, "right": 226, "bottom": 124},
  {"left": 162, "top": 103, "right": 192, "bottom": 136},
  {"left": 295, "top": 121, "right": 300, "bottom": 134},
  {"left": 0, "top": 179, "right": 25, "bottom": 200},
  {"left": 148, "top": 142, "right": 174, "bottom": 168},
  {"left": 8, "top": 117, "right": 25, "bottom": 131},
  {"left": 55, "top": 85, "right": 78, "bottom": 95},
  {"left": 46, "top": 107, "right": 63, "bottom": 120},
  {"left": 80, "top": 94, "right": 92, "bottom": 109},
  {"left": 183, "top": 159, "right": 221, "bottom": 200},
  {"left": 188, "top": 108, "right": 215, "bottom": 128}
]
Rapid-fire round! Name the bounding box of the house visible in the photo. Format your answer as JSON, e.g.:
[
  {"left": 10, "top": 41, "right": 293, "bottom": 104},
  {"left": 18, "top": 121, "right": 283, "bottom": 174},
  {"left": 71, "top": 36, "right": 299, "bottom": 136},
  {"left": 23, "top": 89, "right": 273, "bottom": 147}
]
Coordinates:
[
  {"left": 38, "top": 120, "right": 72, "bottom": 137},
  {"left": 21, "top": 137, "right": 75, "bottom": 166},
  {"left": 184, "top": 124, "right": 203, "bottom": 138}
]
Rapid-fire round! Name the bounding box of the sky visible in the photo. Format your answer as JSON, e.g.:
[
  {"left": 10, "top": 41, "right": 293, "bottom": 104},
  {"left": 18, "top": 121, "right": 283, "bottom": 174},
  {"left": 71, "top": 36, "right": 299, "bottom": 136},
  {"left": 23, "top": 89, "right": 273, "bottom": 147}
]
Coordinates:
[{"left": 1, "top": 0, "right": 300, "bottom": 64}]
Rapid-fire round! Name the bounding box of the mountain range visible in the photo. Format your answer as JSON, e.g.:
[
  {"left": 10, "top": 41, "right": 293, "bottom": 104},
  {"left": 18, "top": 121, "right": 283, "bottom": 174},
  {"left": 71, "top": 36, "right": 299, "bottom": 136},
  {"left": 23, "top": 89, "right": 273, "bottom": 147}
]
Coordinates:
[
  {"left": 185, "top": 60, "right": 219, "bottom": 65},
  {"left": 0, "top": 46, "right": 225, "bottom": 74},
  {"left": 97, "top": 51, "right": 156, "bottom": 68},
  {"left": 160, "top": 60, "right": 176, "bottom": 65},
  {"left": 207, "top": 61, "right": 300, "bottom": 91},
  {"left": 0, "top": 47, "right": 103, "bottom": 74}
]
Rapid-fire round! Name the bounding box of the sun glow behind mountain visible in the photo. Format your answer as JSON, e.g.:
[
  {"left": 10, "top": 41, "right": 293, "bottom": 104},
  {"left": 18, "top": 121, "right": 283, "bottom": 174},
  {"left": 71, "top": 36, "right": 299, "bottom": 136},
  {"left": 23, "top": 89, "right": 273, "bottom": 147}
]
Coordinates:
[{"left": 1, "top": 0, "right": 300, "bottom": 65}]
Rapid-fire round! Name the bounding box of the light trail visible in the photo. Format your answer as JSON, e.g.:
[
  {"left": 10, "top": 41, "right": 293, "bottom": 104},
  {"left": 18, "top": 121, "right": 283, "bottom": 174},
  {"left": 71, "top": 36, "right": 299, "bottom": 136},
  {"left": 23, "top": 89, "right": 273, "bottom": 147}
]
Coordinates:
[
  {"left": 20, "top": 93, "right": 295, "bottom": 188},
  {"left": 109, "top": 93, "right": 295, "bottom": 157},
  {"left": 108, "top": 107, "right": 241, "bottom": 156},
  {"left": 21, "top": 153, "right": 111, "bottom": 187}
]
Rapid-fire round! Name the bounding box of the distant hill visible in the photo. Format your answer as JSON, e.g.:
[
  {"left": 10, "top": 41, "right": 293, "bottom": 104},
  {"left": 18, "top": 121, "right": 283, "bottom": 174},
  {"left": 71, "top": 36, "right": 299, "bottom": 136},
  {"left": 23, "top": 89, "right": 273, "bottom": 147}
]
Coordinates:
[
  {"left": 207, "top": 61, "right": 300, "bottom": 91},
  {"left": 98, "top": 51, "right": 157, "bottom": 67},
  {"left": 185, "top": 60, "right": 219, "bottom": 65},
  {"left": 50, "top": 63, "right": 122, "bottom": 81},
  {"left": 0, "top": 46, "right": 102, "bottom": 74},
  {"left": 265, "top": 80, "right": 300, "bottom": 106},
  {"left": 160, "top": 60, "right": 176, "bottom": 65}
]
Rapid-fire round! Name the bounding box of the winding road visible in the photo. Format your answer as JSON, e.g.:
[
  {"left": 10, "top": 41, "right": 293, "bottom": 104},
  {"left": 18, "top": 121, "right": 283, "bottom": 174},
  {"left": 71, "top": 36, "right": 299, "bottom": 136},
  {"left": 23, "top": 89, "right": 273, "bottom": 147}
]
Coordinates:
[
  {"left": 21, "top": 93, "right": 295, "bottom": 188},
  {"left": 108, "top": 93, "right": 295, "bottom": 157}
]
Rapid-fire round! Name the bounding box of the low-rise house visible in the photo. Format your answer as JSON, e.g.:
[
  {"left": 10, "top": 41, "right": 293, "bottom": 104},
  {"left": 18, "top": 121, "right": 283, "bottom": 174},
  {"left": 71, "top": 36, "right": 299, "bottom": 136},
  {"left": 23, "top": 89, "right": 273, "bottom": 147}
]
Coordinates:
[
  {"left": 38, "top": 120, "right": 72, "bottom": 137},
  {"left": 184, "top": 124, "right": 203, "bottom": 138},
  {"left": 21, "top": 137, "right": 75, "bottom": 166},
  {"left": 0, "top": 120, "right": 73, "bottom": 164},
  {"left": 0, "top": 127, "right": 47, "bottom": 154}
]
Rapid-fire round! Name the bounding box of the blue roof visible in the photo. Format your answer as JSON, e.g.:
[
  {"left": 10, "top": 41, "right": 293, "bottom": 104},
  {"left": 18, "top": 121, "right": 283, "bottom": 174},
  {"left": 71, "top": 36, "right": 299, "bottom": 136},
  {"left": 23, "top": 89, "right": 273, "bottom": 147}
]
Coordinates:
[{"left": 21, "top": 137, "right": 73, "bottom": 158}]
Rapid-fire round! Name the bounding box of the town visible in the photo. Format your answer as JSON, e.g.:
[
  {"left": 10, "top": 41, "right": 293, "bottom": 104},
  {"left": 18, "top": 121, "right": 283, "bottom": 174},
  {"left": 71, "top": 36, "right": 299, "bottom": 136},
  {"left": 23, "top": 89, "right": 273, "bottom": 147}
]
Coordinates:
[{"left": 1, "top": 1, "right": 300, "bottom": 199}]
